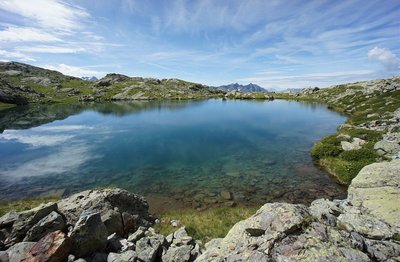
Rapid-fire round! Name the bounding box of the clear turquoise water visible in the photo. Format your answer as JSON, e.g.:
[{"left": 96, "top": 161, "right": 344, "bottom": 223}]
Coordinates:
[{"left": 0, "top": 100, "right": 347, "bottom": 211}]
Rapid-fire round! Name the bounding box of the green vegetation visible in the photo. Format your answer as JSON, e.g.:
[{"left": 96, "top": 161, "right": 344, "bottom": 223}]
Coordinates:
[
  {"left": 276, "top": 81, "right": 400, "bottom": 184},
  {"left": 153, "top": 205, "right": 258, "bottom": 243},
  {"left": 0, "top": 102, "right": 15, "bottom": 109},
  {"left": 0, "top": 196, "right": 61, "bottom": 217}
]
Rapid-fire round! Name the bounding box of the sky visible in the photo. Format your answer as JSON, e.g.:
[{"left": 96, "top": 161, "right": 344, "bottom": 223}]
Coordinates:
[{"left": 0, "top": 0, "right": 399, "bottom": 90}]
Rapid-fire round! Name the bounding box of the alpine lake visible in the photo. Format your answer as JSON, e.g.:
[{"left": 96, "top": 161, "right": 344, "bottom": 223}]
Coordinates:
[{"left": 0, "top": 99, "right": 347, "bottom": 213}]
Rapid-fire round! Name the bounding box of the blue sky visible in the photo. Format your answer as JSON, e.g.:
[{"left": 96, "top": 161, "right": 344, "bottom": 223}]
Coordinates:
[{"left": 0, "top": 0, "right": 399, "bottom": 90}]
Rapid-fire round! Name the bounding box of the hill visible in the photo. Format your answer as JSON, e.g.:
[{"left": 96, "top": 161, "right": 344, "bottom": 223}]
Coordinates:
[
  {"left": 0, "top": 62, "right": 224, "bottom": 105},
  {"left": 275, "top": 77, "right": 400, "bottom": 184}
]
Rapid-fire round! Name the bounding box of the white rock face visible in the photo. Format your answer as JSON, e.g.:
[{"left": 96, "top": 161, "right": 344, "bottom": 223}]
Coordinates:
[{"left": 341, "top": 137, "right": 366, "bottom": 151}]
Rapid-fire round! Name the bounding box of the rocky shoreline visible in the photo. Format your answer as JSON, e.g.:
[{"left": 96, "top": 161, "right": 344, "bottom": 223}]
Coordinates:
[{"left": 0, "top": 159, "right": 399, "bottom": 261}]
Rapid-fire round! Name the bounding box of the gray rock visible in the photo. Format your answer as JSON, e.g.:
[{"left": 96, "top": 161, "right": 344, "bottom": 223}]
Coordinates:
[
  {"left": 135, "top": 235, "right": 165, "bottom": 262},
  {"left": 58, "top": 189, "right": 151, "bottom": 237},
  {"left": 348, "top": 159, "right": 400, "bottom": 231},
  {"left": 341, "top": 137, "right": 366, "bottom": 151},
  {"left": 6, "top": 242, "right": 35, "bottom": 262},
  {"left": 0, "top": 212, "right": 18, "bottom": 229},
  {"left": 23, "top": 211, "right": 66, "bottom": 241},
  {"left": 161, "top": 245, "right": 192, "bottom": 262},
  {"left": 107, "top": 250, "right": 137, "bottom": 262},
  {"left": 107, "top": 233, "right": 135, "bottom": 253},
  {"left": 0, "top": 250, "right": 9, "bottom": 262},
  {"left": 127, "top": 227, "right": 145, "bottom": 243},
  {"left": 70, "top": 211, "right": 108, "bottom": 258},
  {"left": 6, "top": 202, "right": 57, "bottom": 246}
]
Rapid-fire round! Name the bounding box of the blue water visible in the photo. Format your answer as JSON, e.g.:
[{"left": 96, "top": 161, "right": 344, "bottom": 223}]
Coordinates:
[{"left": 0, "top": 99, "right": 347, "bottom": 211}]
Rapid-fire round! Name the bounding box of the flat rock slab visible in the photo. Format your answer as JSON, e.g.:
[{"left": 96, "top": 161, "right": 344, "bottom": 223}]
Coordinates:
[{"left": 348, "top": 159, "right": 400, "bottom": 229}]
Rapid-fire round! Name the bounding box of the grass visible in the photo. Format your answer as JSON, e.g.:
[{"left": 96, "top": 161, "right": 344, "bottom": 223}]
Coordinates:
[
  {"left": 0, "top": 196, "right": 61, "bottom": 217},
  {"left": 153, "top": 205, "right": 258, "bottom": 243},
  {"left": 0, "top": 102, "right": 16, "bottom": 109}
]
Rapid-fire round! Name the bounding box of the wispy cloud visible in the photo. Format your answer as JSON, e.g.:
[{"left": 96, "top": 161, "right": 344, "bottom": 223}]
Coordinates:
[
  {"left": 1, "top": 130, "right": 74, "bottom": 147},
  {"left": 239, "top": 70, "right": 377, "bottom": 89},
  {"left": 0, "top": 143, "right": 101, "bottom": 179},
  {"left": 43, "top": 63, "right": 106, "bottom": 78},
  {"left": 0, "top": 26, "right": 60, "bottom": 42},
  {"left": 0, "top": 0, "right": 89, "bottom": 32},
  {"left": 0, "top": 49, "right": 35, "bottom": 62},
  {"left": 16, "top": 45, "right": 86, "bottom": 54}
]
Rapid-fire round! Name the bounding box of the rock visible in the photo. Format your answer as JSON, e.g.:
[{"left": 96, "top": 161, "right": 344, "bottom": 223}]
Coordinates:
[
  {"left": 135, "top": 235, "right": 165, "bottom": 262},
  {"left": 6, "top": 242, "right": 35, "bottom": 262},
  {"left": 0, "top": 251, "right": 9, "bottom": 262},
  {"left": 374, "top": 132, "right": 400, "bottom": 158},
  {"left": 70, "top": 211, "right": 108, "bottom": 258},
  {"left": 0, "top": 80, "right": 29, "bottom": 105},
  {"left": 309, "top": 199, "right": 341, "bottom": 226},
  {"left": 161, "top": 245, "right": 192, "bottom": 262},
  {"left": 170, "top": 220, "right": 180, "bottom": 227},
  {"left": 107, "top": 250, "right": 137, "bottom": 262},
  {"left": 102, "top": 209, "right": 124, "bottom": 236},
  {"left": 220, "top": 191, "right": 232, "bottom": 200},
  {"left": 338, "top": 209, "right": 393, "bottom": 239},
  {"left": 58, "top": 189, "right": 151, "bottom": 237},
  {"left": 341, "top": 137, "right": 366, "bottom": 151},
  {"left": 23, "top": 230, "right": 72, "bottom": 262},
  {"left": 107, "top": 233, "right": 134, "bottom": 253},
  {"left": 24, "top": 211, "right": 66, "bottom": 241},
  {"left": 348, "top": 159, "right": 400, "bottom": 231},
  {"left": 127, "top": 227, "right": 145, "bottom": 243},
  {"left": 197, "top": 203, "right": 310, "bottom": 261},
  {"left": 0, "top": 212, "right": 18, "bottom": 229},
  {"left": 6, "top": 202, "right": 58, "bottom": 246},
  {"left": 87, "top": 252, "right": 108, "bottom": 262}
]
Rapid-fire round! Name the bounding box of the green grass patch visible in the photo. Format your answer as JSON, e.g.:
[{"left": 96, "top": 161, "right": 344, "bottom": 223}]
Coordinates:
[
  {"left": 153, "top": 205, "right": 258, "bottom": 243},
  {"left": 0, "top": 196, "right": 61, "bottom": 217}
]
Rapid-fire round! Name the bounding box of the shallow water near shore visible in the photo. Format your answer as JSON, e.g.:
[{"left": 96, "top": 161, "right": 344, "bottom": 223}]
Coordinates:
[{"left": 0, "top": 99, "right": 347, "bottom": 212}]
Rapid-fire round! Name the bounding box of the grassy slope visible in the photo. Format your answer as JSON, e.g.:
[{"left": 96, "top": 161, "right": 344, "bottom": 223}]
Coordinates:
[
  {"left": 274, "top": 82, "right": 400, "bottom": 184},
  {"left": 153, "top": 205, "right": 258, "bottom": 243},
  {"left": 0, "top": 196, "right": 61, "bottom": 217}
]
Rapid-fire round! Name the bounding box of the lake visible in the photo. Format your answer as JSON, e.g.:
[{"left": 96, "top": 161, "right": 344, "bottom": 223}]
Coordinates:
[{"left": 0, "top": 99, "right": 347, "bottom": 212}]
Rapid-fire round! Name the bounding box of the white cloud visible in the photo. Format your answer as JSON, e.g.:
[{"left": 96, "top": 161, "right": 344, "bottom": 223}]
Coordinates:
[
  {"left": 1, "top": 130, "right": 74, "bottom": 147},
  {"left": 368, "top": 47, "right": 400, "bottom": 71},
  {"left": 35, "top": 125, "right": 93, "bottom": 132},
  {"left": 0, "top": 143, "right": 100, "bottom": 179},
  {"left": 0, "top": 49, "right": 35, "bottom": 61},
  {"left": 16, "top": 45, "right": 86, "bottom": 54},
  {"left": 0, "top": 26, "right": 60, "bottom": 42},
  {"left": 43, "top": 63, "right": 106, "bottom": 78},
  {"left": 0, "top": 0, "right": 89, "bottom": 32}
]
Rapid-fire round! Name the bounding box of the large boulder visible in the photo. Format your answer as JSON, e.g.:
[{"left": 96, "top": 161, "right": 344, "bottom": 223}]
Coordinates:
[
  {"left": 57, "top": 189, "right": 152, "bottom": 237},
  {"left": 23, "top": 230, "right": 72, "bottom": 262},
  {"left": 23, "top": 211, "right": 66, "bottom": 242},
  {"left": 70, "top": 211, "right": 108, "bottom": 258},
  {"left": 6, "top": 242, "right": 35, "bottom": 262},
  {"left": 348, "top": 159, "right": 400, "bottom": 231},
  {"left": 5, "top": 202, "right": 58, "bottom": 247}
]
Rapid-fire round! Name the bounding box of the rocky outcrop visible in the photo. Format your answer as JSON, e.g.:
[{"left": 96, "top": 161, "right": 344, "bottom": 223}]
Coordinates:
[
  {"left": 0, "top": 189, "right": 154, "bottom": 261},
  {"left": 224, "top": 90, "right": 274, "bottom": 100},
  {"left": 57, "top": 188, "right": 152, "bottom": 236},
  {"left": 198, "top": 159, "right": 400, "bottom": 261}
]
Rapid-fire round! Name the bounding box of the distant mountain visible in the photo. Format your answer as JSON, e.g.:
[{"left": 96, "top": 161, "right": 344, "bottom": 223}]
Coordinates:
[
  {"left": 214, "top": 83, "right": 268, "bottom": 92},
  {"left": 82, "top": 76, "right": 98, "bottom": 81}
]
